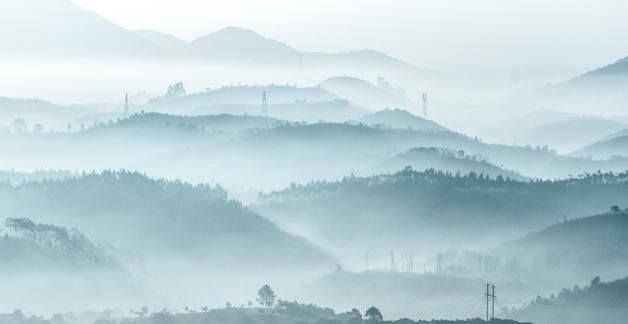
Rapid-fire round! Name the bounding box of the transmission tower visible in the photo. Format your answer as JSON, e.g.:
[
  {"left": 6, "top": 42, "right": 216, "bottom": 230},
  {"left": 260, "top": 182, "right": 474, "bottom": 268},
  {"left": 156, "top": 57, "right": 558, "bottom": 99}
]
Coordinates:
[
  {"left": 261, "top": 91, "right": 268, "bottom": 117},
  {"left": 421, "top": 93, "right": 428, "bottom": 118},
  {"left": 485, "top": 283, "right": 496, "bottom": 321},
  {"left": 124, "top": 93, "right": 129, "bottom": 118}
]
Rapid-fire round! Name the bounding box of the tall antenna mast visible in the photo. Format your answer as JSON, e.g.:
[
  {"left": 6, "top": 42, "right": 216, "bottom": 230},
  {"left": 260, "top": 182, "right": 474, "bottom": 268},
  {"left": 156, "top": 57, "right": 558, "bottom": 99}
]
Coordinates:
[
  {"left": 124, "top": 93, "right": 129, "bottom": 118},
  {"left": 261, "top": 91, "right": 268, "bottom": 117},
  {"left": 421, "top": 93, "right": 428, "bottom": 118}
]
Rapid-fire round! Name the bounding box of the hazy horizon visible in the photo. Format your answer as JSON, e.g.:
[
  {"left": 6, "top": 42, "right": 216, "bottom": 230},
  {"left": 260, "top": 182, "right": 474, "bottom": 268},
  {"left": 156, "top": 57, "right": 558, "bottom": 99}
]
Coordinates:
[{"left": 71, "top": 0, "right": 628, "bottom": 80}]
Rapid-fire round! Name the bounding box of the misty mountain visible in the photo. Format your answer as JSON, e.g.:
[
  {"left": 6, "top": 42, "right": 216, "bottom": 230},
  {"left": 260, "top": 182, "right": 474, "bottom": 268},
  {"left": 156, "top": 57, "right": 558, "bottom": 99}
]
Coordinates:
[
  {"left": 5, "top": 115, "right": 628, "bottom": 193},
  {"left": 491, "top": 210, "right": 628, "bottom": 284},
  {"left": 378, "top": 147, "right": 526, "bottom": 181},
  {"left": 296, "top": 269, "right": 536, "bottom": 321},
  {"left": 573, "top": 134, "right": 628, "bottom": 159},
  {"left": 0, "top": 0, "right": 429, "bottom": 80},
  {"left": 90, "top": 112, "right": 280, "bottom": 134},
  {"left": 0, "top": 217, "right": 118, "bottom": 270},
  {"left": 512, "top": 117, "right": 627, "bottom": 153},
  {"left": 193, "top": 99, "right": 368, "bottom": 123},
  {"left": 319, "top": 77, "right": 416, "bottom": 110},
  {"left": 0, "top": 97, "right": 93, "bottom": 131},
  {"left": 599, "top": 128, "right": 628, "bottom": 142},
  {"left": 145, "top": 85, "right": 338, "bottom": 115},
  {"left": 0, "top": 171, "right": 332, "bottom": 270},
  {"left": 255, "top": 169, "right": 628, "bottom": 263},
  {"left": 476, "top": 110, "right": 579, "bottom": 144},
  {"left": 540, "top": 56, "right": 628, "bottom": 115},
  {"left": 188, "top": 26, "right": 300, "bottom": 63},
  {"left": 567, "top": 56, "right": 628, "bottom": 83},
  {"left": 134, "top": 30, "right": 188, "bottom": 54},
  {"left": 0, "top": 0, "right": 166, "bottom": 59},
  {"left": 506, "top": 276, "right": 628, "bottom": 324},
  {"left": 357, "top": 109, "right": 448, "bottom": 132},
  {"left": 0, "top": 216, "right": 147, "bottom": 313}
]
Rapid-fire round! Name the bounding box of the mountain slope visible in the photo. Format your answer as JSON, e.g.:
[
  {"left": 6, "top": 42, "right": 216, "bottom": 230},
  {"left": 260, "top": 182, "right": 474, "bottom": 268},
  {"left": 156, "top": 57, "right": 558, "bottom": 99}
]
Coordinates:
[
  {"left": 0, "top": 0, "right": 165, "bottom": 58},
  {"left": 134, "top": 29, "right": 188, "bottom": 54},
  {"left": 145, "top": 85, "right": 338, "bottom": 115},
  {"left": 320, "top": 76, "right": 416, "bottom": 110},
  {"left": 574, "top": 134, "right": 628, "bottom": 158},
  {"left": 358, "top": 109, "right": 448, "bottom": 131},
  {"left": 493, "top": 211, "right": 628, "bottom": 283},
  {"left": 0, "top": 96, "right": 93, "bottom": 130},
  {"left": 378, "top": 147, "right": 526, "bottom": 180},
  {"left": 507, "top": 276, "right": 628, "bottom": 324},
  {"left": 0, "top": 1, "right": 431, "bottom": 78},
  {"left": 541, "top": 56, "right": 628, "bottom": 115},
  {"left": 193, "top": 99, "right": 368, "bottom": 123},
  {"left": 0, "top": 217, "right": 119, "bottom": 270},
  {"left": 255, "top": 169, "right": 628, "bottom": 263},
  {"left": 0, "top": 171, "right": 332, "bottom": 269},
  {"left": 513, "top": 117, "right": 628, "bottom": 153},
  {"left": 188, "top": 26, "right": 299, "bottom": 63}
]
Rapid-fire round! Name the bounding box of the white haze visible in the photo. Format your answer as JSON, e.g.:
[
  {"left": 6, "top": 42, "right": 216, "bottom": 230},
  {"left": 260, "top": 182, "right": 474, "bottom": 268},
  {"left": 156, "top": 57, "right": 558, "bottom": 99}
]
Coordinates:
[
  {"left": 2, "top": 0, "right": 628, "bottom": 323},
  {"left": 73, "top": 0, "right": 628, "bottom": 80}
]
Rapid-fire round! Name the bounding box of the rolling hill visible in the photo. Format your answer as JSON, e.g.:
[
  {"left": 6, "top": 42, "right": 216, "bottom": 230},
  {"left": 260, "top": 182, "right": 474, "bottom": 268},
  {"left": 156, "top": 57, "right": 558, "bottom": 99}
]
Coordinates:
[
  {"left": 193, "top": 99, "right": 368, "bottom": 123},
  {"left": 357, "top": 109, "right": 448, "bottom": 132},
  {"left": 491, "top": 210, "right": 628, "bottom": 284},
  {"left": 378, "top": 147, "right": 526, "bottom": 181},
  {"left": 540, "top": 56, "right": 628, "bottom": 115},
  {"left": 255, "top": 169, "right": 628, "bottom": 263},
  {"left": 512, "top": 117, "right": 627, "bottom": 153},
  {"left": 89, "top": 112, "right": 280, "bottom": 134},
  {"left": 319, "top": 77, "right": 416, "bottom": 110},
  {"left": 188, "top": 26, "right": 299, "bottom": 63},
  {"left": 295, "top": 269, "right": 537, "bottom": 321},
  {"left": 144, "top": 85, "right": 338, "bottom": 115},
  {"left": 573, "top": 134, "right": 628, "bottom": 159},
  {"left": 0, "top": 97, "right": 94, "bottom": 130},
  {"left": 506, "top": 276, "right": 628, "bottom": 324},
  {"left": 0, "top": 171, "right": 332, "bottom": 270},
  {"left": 0, "top": 217, "right": 118, "bottom": 270}
]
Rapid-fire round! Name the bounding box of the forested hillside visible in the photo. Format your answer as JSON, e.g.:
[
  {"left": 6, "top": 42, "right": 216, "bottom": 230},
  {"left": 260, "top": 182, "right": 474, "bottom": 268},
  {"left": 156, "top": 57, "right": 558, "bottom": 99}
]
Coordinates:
[
  {"left": 0, "top": 217, "right": 117, "bottom": 269},
  {"left": 506, "top": 276, "right": 628, "bottom": 324},
  {"left": 0, "top": 171, "right": 331, "bottom": 269},
  {"left": 378, "top": 147, "right": 525, "bottom": 181},
  {"left": 256, "top": 169, "right": 628, "bottom": 261},
  {"left": 491, "top": 210, "right": 628, "bottom": 283}
]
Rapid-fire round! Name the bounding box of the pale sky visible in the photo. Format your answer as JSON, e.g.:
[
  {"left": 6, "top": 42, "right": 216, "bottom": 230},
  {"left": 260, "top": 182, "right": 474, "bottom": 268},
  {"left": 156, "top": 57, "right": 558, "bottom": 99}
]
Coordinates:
[{"left": 45, "top": 0, "right": 628, "bottom": 79}]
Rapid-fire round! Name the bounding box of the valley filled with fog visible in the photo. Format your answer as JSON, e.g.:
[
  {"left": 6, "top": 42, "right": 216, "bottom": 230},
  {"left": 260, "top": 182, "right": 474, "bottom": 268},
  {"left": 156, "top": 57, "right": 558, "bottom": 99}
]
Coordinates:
[{"left": 2, "top": 1, "right": 628, "bottom": 324}]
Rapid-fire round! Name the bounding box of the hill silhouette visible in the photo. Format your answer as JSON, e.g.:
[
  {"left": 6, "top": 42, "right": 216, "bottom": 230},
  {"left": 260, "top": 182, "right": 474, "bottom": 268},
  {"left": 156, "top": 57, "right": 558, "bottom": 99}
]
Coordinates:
[
  {"left": 256, "top": 169, "right": 628, "bottom": 263},
  {"left": 506, "top": 276, "right": 628, "bottom": 324},
  {"left": 358, "top": 109, "right": 448, "bottom": 132}
]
